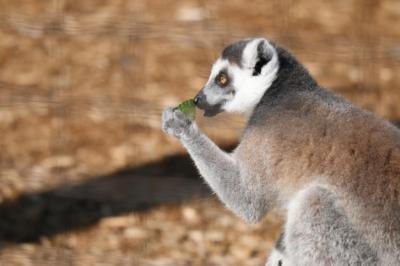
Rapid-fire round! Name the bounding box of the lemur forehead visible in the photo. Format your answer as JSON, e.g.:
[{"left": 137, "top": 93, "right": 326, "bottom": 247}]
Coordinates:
[
  {"left": 221, "top": 39, "right": 252, "bottom": 67},
  {"left": 210, "top": 59, "right": 230, "bottom": 79}
]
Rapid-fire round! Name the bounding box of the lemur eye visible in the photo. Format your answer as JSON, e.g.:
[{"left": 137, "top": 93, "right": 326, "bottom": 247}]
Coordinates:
[{"left": 216, "top": 72, "right": 228, "bottom": 87}]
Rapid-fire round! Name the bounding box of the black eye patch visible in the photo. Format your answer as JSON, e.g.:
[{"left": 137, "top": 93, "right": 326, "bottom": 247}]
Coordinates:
[{"left": 252, "top": 57, "right": 269, "bottom": 76}]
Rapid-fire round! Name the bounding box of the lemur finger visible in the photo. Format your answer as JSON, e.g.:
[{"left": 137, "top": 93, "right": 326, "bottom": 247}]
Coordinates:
[
  {"left": 162, "top": 107, "right": 175, "bottom": 121},
  {"left": 173, "top": 109, "right": 190, "bottom": 121},
  {"left": 164, "top": 122, "right": 177, "bottom": 136},
  {"left": 161, "top": 121, "right": 171, "bottom": 134}
]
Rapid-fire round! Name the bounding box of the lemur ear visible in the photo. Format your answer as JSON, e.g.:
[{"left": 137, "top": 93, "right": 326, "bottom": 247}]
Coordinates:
[
  {"left": 242, "top": 39, "right": 272, "bottom": 76},
  {"left": 252, "top": 40, "right": 272, "bottom": 76}
]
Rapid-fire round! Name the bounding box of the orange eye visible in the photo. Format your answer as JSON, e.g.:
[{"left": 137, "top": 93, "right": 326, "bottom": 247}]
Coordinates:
[{"left": 216, "top": 73, "right": 228, "bottom": 87}]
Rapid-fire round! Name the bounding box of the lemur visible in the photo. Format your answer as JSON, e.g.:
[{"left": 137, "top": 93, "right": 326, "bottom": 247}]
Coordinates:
[{"left": 162, "top": 38, "right": 400, "bottom": 265}]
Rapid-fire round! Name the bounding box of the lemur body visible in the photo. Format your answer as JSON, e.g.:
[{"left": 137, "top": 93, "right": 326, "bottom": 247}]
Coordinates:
[{"left": 162, "top": 38, "right": 400, "bottom": 265}]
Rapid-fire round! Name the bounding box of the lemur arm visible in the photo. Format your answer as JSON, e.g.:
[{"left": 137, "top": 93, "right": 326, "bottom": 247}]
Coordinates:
[{"left": 162, "top": 107, "right": 267, "bottom": 223}]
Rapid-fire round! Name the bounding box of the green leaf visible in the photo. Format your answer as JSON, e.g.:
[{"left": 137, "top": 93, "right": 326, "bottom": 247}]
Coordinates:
[{"left": 177, "top": 99, "right": 196, "bottom": 120}]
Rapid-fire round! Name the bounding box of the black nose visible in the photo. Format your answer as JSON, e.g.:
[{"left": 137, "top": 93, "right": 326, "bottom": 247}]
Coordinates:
[
  {"left": 193, "top": 92, "right": 205, "bottom": 107},
  {"left": 193, "top": 95, "right": 200, "bottom": 105}
]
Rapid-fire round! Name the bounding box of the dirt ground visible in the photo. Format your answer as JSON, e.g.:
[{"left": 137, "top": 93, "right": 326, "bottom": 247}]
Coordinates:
[{"left": 0, "top": 0, "right": 399, "bottom": 265}]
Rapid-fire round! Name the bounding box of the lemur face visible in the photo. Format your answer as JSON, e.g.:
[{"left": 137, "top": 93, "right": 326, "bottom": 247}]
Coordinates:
[{"left": 194, "top": 38, "right": 280, "bottom": 116}]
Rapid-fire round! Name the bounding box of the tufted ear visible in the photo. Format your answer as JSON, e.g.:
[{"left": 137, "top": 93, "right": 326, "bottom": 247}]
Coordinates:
[
  {"left": 242, "top": 39, "right": 273, "bottom": 76},
  {"left": 252, "top": 40, "right": 273, "bottom": 76}
]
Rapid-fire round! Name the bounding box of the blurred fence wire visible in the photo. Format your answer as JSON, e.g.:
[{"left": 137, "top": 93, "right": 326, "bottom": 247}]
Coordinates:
[
  {"left": 0, "top": 0, "right": 399, "bottom": 174},
  {"left": 0, "top": 0, "right": 399, "bottom": 123}
]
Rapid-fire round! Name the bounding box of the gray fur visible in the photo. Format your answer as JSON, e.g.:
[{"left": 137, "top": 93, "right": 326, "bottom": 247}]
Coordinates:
[
  {"left": 275, "top": 232, "right": 285, "bottom": 253},
  {"left": 221, "top": 39, "right": 251, "bottom": 67},
  {"left": 267, "top": 187, "right": 379, "bottom": 266},
  {"left": 162, "top": 38, "right": 400, "bottom": 265},
  {"left": 285, "top": 187, "right": 378, "bottom": 265},
  {"left": 162, "top": 107, "right": 268, "bottom": 223}
]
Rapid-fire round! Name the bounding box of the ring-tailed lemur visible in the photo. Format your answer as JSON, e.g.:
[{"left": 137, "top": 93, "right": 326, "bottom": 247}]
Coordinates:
[{"left": 162, "top": 37, "right": 400, "bottom": 265}]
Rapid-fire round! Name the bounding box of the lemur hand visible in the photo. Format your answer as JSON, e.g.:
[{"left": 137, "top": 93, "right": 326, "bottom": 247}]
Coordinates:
[{"left": 162, "top": 107, "right": 198, "bottom": 139}]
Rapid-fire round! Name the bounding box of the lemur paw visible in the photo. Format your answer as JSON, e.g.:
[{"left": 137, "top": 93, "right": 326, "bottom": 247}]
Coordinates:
[{"left": 162, "top": 107, "right": 197, "bottom": 139}]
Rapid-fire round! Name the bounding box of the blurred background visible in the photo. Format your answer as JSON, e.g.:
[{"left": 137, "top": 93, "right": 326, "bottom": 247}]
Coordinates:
[{"left": 0, "top": 0, "right": 399, "bottom": 265}]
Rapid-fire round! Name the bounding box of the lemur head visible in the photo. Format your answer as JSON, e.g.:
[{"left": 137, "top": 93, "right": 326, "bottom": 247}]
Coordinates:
[{"left": 194, "top": 38, "right": 279, "bottom": 116}]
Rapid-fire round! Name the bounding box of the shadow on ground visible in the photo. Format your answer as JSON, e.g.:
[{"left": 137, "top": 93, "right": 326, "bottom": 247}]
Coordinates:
[
  {"left": 1, "top": 120, "right": 400, "bottom": 245},
  {"left": 0, "top": 146, "right": 235, "bottom": 244}
]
